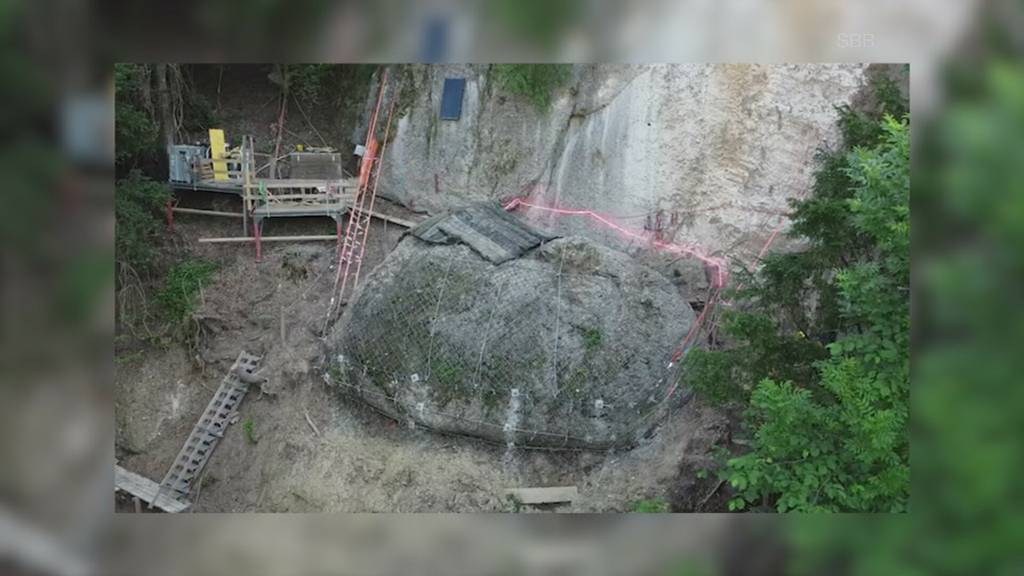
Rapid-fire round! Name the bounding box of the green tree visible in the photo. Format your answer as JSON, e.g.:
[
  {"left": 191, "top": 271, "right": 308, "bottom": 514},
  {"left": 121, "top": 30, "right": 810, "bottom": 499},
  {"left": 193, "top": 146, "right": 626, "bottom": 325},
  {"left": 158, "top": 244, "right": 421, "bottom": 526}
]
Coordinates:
[
  {"left": 114, "top": 63, "right": 159, "bottom": 168},
  {"left": 115, "top": 169, "right": 169, "bottom": 273},
  {"left": 683, "top": 78, "right": 910, "bottom": 512}
]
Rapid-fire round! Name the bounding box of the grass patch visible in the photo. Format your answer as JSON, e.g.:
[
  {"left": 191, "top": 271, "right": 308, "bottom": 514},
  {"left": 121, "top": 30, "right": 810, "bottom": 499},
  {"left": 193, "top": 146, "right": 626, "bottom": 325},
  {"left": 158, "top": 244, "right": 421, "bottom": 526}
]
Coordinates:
[
  {"left": 428, "top": 356, "right": 471, "bottom": 408},
  {"left": 243, "top": 416, "right": 257, "bottom": 444},
  {"left": 156, "top": 258, "right": 218, "bottom": 327}
]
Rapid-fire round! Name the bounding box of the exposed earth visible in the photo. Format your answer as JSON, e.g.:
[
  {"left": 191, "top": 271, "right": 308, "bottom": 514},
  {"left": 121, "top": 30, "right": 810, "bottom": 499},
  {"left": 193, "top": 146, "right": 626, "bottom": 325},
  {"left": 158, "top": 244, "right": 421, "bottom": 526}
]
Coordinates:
[{"left": 114, "top": 192, "right": 732, "bottom": 512}]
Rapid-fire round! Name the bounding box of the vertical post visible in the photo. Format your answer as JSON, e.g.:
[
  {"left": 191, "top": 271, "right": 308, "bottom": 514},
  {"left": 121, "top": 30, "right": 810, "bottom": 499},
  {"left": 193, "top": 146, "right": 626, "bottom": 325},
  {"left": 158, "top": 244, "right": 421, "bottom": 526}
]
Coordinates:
[
  {"left": 253, "top": 218, "right": 262, "bottom": 263},
  {"left": 166, "top": 198, "right": 175, "bottom": 233},
  {"left": 242, "top": 136, "right": 250, "bottom": 235}
]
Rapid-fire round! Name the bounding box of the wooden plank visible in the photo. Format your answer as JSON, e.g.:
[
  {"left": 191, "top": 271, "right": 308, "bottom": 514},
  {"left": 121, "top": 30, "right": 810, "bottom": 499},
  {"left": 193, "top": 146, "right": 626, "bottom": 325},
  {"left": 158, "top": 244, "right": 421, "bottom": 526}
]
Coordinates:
[
  {"left": 258, "top": 193, "right": 353, "bottom": 201},
  {"left": 503, "top": 486, "right": 578, "bottom": 505},
  {"left": 115, "top": 465, "right": 190, "bottom": 513},
  {"left": 253, "top": 178, "right": 348, "bottom": 189},
  {"left": 198, "top": 235, "right": 338, "bottom": 243},
  {"left": 172, "top": 207, "right": 243, "bottom": 218},
  {"left": 369, "top": 210, "right": 419, "bottom": 229}
]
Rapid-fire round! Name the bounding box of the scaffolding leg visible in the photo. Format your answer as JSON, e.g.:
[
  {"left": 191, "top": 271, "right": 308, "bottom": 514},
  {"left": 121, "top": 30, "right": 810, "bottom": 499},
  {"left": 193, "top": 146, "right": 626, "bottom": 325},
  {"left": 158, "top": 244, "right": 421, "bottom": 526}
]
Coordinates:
[
  {"left": 166, "top": 199, "right": 175, "bottom": 233},
  {"left": 253, "top": 218, "right": 263, "bottom": 263},
  {"left": 336, "top": 217, "right": 343, "bottom": 253}
]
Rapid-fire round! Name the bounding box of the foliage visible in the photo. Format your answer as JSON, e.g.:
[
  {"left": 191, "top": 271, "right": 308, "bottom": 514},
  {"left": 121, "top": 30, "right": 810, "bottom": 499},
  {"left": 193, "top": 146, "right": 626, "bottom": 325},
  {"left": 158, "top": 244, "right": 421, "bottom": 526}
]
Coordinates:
[
  {"left": 492, "top": 64, "right": 571, "bottom": 109},
  {"left": 631, "top": 497, "right": 671, "bottom": 513},
  {"left": 114, "top": 63, "right": 158, "bottom": 167},
  {"left": 683, "top": 77, "right": 909, "bottom": 512},
  {"left": 581, "top": 327, "right": 603, "bottom": 351},
  {"left": 115, "top": 170, "right": 170, "bottom": 273},
  {"left": 243, "top": 416, "right": 257, "bottom": 444},
  {"left": 155, "top": 257, "right": 218, "bottom": 326},
  {"left": 290, "top": 64, "right": 334, "bottom": 104},
  {"left": 182, "top": 89, "right": 218, "bottom": 134},
  {"left": 777, "top": 56, "right": 1023, "bottom": 573}
]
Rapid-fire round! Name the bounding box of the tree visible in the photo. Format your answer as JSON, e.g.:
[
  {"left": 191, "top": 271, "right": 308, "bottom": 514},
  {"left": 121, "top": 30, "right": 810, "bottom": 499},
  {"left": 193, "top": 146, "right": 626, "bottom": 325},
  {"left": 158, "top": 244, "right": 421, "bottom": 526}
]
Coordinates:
[{"left": 683, "top": 78, "right": 910, "bottom": 512}]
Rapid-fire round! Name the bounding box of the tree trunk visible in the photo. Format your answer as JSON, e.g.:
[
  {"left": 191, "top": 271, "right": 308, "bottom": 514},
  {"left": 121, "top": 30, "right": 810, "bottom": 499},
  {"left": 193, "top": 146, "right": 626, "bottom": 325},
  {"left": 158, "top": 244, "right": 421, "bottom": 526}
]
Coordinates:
[
  {"left": 155, "top": 63, "right": 174, "bottom": 152},
  {"left": 270, "top": 65, "right": 289, "bottom": 179},
  {"left": 140, "top": 65, "right": 153, "bottom": 114}
]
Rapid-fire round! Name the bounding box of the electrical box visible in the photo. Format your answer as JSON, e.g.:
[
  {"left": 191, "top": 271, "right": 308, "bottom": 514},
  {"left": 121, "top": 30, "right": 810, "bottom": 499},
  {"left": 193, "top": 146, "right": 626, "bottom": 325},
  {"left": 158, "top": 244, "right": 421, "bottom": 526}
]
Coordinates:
[{"left": 168, "top": 145, "right": 206, "bottom": 184}]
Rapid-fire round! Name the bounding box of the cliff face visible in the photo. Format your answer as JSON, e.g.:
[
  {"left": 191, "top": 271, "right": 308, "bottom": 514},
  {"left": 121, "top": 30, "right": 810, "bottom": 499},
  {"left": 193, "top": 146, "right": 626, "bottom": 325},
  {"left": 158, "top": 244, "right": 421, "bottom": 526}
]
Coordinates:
[{"left": 375, "top": 64, "right": 870, "bottom": 288}]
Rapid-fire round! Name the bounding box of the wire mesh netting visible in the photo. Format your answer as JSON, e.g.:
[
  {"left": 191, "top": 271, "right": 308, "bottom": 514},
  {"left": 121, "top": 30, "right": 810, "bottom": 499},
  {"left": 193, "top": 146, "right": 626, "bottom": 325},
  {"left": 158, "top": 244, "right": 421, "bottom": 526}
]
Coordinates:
[{"left": 324, "top": 202, "right": 718, "bottom": 451}]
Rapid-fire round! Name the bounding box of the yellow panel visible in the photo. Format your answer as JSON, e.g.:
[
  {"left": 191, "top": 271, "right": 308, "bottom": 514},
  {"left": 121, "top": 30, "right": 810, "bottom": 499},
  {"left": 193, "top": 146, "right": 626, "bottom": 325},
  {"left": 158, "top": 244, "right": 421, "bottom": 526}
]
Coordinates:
[{"left": 209, "top": 129, "right": 228, "bottom": 181}]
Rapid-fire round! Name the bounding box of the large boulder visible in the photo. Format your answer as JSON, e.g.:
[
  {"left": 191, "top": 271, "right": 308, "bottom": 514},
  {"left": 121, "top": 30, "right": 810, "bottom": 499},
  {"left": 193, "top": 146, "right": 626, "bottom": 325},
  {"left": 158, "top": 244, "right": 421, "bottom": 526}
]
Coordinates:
[{"left": 328, "top": 204, "right": 695, "bottom": 448}]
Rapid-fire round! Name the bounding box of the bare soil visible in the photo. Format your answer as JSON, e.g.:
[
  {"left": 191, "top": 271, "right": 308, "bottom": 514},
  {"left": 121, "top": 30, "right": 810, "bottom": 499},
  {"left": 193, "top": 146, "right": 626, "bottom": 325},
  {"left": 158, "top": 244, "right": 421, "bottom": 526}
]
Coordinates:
[{"left": 115, "top": 195, "right": 730, "bottom": 512}]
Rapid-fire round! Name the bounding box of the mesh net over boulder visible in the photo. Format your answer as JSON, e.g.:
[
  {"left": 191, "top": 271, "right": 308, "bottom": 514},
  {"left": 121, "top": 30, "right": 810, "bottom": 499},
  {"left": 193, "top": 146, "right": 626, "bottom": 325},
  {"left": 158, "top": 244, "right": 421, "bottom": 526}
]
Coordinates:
[{"left": 327, "top": 202, "right": 696, "bottom": 449}]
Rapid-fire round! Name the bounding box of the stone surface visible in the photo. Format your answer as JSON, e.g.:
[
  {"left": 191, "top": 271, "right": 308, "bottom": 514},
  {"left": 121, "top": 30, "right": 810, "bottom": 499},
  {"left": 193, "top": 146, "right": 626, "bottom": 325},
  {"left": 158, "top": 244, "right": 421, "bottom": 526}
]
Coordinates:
[
  {"left": 328, "top": 213, "right": 695, "bottom": 448},
  {"left": 374, "top": 64, "right": 872, "bottom": 292}
]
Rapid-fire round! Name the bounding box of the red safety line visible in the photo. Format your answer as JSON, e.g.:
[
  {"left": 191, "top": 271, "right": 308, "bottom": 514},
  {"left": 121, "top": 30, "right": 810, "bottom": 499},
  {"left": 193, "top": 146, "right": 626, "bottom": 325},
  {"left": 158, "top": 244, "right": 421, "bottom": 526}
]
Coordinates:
[
  {"left": 351, "top": 90, "right": 399, "bottom": 290},
  {"left": 504, "top": 194, "right": 795, "bottom": 405},
  {"left": 504, "top": 198, "right": 729, "bottom": 288},
  {"left": 328, "top": 69, "right": 389, "bottom": 321}
]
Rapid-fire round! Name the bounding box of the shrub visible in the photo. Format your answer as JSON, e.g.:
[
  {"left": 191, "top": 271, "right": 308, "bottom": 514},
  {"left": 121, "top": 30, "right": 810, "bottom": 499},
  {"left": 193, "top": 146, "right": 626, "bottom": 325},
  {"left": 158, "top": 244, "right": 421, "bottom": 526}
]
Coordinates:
[
  {"left": 115, "top": 170, "right": 170, "bottom": 273},
  {"left": 114, "top": 64, "right": 158, "bottom": 167},
  {"left": 243, "top": 416, "right": 257, "bottom": 444},
  {"left": 288, "top": 64, "right": 334, "bottom": 104},
  {"left": 156, "top": 258, "right": 218, "bottom": 326},
  {"left": 683, "top": 78, "right": 910, "bottom": 512}
]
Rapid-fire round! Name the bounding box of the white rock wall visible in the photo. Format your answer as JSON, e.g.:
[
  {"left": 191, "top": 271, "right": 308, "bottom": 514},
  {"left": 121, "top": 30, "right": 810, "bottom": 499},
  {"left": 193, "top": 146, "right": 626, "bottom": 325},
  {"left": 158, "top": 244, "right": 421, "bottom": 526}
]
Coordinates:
[{"left": 376, "top": 64, "right": 871, "bottom": 285}]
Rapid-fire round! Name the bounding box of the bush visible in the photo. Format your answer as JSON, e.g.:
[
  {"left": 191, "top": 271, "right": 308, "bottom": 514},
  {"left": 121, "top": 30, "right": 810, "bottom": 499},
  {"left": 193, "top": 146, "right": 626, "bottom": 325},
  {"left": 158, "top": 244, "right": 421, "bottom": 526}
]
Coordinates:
[
  {"left": 115, "top": 170, "right": 170, "bottom": 273},
  {"left": 156, "top": 258, "right": 218, "bottom": 326},
  {"left": 684, "top": 78, "right": 910, "bottom": 512},
  {"left": 114, "top": 64, "right": 158, "bottom": 167},
  {"left": 492, "top": 64, "right": 571, "bottom": 109},
  {"left": 289, "top": 64, "right": 334, "bottom": 104},
  {"left": 243, "top": 416, "right": 257, "bottom": 444}
]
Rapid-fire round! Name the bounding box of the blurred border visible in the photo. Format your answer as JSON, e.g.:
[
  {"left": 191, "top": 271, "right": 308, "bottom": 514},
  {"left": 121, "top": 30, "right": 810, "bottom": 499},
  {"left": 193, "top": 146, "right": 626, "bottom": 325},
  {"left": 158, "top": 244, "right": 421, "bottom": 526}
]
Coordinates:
[{"left": 3, "top": 0, "right": 1019, "bottom": 575}]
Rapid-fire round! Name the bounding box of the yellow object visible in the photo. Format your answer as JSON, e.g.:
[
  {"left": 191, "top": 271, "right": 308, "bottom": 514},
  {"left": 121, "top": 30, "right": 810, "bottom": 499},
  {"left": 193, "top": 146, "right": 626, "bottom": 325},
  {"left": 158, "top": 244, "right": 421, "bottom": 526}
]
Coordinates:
[
  {"left": 296, "top": 144, "right": 304, "bottom": 152},
  {"left": 209, "top": 129, "right": 228, "bottom": 181}
]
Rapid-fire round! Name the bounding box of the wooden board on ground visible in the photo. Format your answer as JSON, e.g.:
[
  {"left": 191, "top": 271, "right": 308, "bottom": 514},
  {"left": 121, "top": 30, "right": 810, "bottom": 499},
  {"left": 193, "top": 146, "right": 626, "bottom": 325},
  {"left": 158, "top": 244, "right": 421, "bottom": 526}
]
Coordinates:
[
  {"left": 503, "top": 486, "right": 578, "bottom": 505},
  {"left": 115, "top": 465, "right": 190, "bottom": 513}
]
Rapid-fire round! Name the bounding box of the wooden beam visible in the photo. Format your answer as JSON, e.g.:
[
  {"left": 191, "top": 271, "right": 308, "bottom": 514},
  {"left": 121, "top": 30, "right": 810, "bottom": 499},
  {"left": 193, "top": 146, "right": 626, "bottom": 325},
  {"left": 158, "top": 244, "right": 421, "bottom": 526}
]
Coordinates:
[
  {"left": 115, "top": 465, "right": 190, "bottom": 513},
  {"left": 368, "top": 210, "right": 418, "bottom": 229},
  {"left": 253, "top": 178, "right": 350, "bottom": 189},
  {"left": 503, "top": 486, "right": 578, "bottom": 505},
  {"left": 198, "top": 235, "right": 338, "bottom": 243},
  {"left": 172, "top": 207, "right": 243, "bottom": 218}
]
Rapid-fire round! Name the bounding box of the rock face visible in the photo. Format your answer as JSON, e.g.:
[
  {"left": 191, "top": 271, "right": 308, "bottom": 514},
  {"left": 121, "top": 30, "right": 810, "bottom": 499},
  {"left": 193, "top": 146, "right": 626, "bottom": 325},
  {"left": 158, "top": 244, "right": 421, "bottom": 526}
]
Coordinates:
[
  {"left": 328, "top": 205, "right": 695, "bottom": 448},
  {"left": 373, "top": 64, "right": 877, "bottom": 291}
]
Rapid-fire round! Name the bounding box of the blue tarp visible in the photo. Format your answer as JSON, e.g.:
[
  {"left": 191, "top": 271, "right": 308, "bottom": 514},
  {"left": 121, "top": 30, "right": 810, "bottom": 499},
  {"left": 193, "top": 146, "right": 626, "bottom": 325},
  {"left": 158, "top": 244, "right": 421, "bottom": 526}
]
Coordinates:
[{"left": 440, "top": 78, "right": 466, "bottom": 120}]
